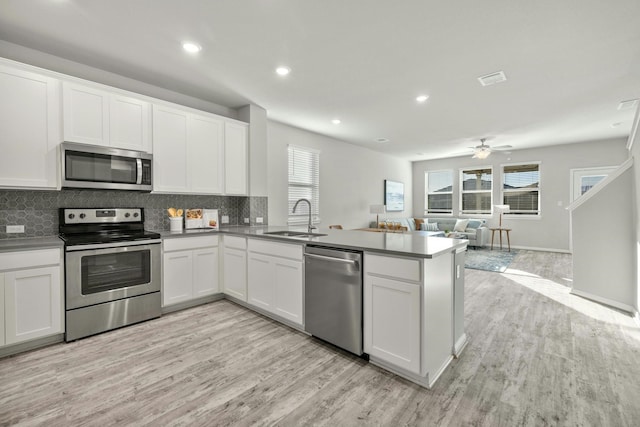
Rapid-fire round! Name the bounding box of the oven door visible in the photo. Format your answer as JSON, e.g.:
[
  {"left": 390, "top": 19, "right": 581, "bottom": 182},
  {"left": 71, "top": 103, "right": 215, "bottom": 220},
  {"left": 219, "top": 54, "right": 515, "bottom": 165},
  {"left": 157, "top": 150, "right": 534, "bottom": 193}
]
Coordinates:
[{"left": 65, "top": 242, "right": 160, "bottom": 309}]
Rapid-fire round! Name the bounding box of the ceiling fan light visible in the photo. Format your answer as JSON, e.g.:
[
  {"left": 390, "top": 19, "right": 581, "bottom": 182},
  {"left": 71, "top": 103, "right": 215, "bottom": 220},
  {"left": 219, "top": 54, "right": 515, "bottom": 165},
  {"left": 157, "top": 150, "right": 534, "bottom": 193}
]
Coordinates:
[{"left": 473, "top": 148, "right": 491, "bottom": 159}]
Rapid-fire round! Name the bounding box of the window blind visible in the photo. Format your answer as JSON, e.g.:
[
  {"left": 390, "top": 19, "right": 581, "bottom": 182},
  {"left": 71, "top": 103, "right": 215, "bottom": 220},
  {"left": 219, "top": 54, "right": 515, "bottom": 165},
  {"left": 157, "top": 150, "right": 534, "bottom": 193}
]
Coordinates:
[
  {"left": 288, "top": 145, "right": 320, "bottom": 225},
  {"left": 502, "top": 163, "right": 540, "bottom": 215}
]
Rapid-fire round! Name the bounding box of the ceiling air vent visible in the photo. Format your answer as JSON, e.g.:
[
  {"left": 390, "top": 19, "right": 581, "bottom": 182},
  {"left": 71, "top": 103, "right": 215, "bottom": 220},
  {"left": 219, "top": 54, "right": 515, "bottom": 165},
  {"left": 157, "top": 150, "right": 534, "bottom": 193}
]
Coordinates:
[
  {"left": 617, "top": 99, "right": 638, "bottom": 110},
  {"left": 478, "top": 71, "right": 507, "bottom": 86}
]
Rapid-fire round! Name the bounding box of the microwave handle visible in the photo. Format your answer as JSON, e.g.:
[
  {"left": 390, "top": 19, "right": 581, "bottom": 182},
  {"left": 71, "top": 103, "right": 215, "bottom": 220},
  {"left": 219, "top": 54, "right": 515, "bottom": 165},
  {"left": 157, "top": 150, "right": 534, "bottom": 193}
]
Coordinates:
[{"left": 136, "top": 158, "right": 143, "bottom": 184}]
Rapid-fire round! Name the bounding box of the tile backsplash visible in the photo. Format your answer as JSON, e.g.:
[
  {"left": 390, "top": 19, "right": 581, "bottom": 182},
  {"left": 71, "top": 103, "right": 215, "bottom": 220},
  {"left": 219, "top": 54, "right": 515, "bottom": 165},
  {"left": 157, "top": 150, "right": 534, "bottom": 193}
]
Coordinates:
[{"left": 0, "top": 189, "right": 267, "bottom": 239}]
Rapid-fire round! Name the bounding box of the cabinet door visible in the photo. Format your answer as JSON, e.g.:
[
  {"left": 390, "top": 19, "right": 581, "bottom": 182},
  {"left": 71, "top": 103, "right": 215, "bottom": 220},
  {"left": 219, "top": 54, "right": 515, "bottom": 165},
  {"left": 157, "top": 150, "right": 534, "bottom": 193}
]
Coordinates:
[
  {"left": 193, "top": 247, "right": 220, "bottom": 297},
  {"left": 364, "top": 275, "right": 421, "bottom": 374},
  {"left": 247, "top": 252, "right": 274, "bottom": 312},
  {"left": 110, "top": 94, "right": 151, "bottom": 152},
  {"left": 152, "top": 104, "right": 189, "bottom": 193},
  {"left": 273, "top": 258, "right": 303, "bottom": 325},
  {"left": 163, "top": 250, "right": 193, "bottom": 306},
  {"left": 63, "top": 83, "right": 109, "bottom": 146},
  {"left": 0, "top": 64, "right": 60, "bottom": 189},
  {"left": 223, "top": 248, "right": 247, "bottom": 301},
  {"left": 189, "top": 113, "right": 224, "bottom": 194},
  {"left": 224, "top": 121, "right": 248, "bottom": 195},
  {"left": 4, "top": 266, "right": 62, "bottom": 345}
]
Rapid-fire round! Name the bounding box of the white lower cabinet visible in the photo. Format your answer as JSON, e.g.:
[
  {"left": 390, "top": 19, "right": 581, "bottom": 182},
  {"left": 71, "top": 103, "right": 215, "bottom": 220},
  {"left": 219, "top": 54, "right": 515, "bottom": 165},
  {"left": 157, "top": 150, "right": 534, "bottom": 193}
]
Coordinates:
[
  {"left": 0, "top": 248, "right": 64, "bottom": 347},
  {"left": 247, "top": 239, "right": 303, "bottom": 326},
  {"left": 222, "top": 236, "right": 247, "bottom": 301},
  {"left": 162, "top": 236, "right": 220, "bottom": 307},
  {"left": 364, "top": 274, "right": 421, "bottom": 374}
]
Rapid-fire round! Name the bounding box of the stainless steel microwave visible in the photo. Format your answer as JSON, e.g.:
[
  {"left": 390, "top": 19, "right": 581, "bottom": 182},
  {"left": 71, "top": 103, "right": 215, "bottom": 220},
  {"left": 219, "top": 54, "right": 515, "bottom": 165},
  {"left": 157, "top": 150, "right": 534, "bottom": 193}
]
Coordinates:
[{"left": 61, "top": 142, "right": 153, "bottom": 191}]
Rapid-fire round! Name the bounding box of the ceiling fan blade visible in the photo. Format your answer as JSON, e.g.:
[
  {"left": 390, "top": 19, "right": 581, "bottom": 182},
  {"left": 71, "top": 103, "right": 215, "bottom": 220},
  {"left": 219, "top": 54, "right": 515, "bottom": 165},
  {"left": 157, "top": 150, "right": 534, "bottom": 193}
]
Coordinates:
[{"left": 492, "top": 145, "right": 513, "bottom": 150}]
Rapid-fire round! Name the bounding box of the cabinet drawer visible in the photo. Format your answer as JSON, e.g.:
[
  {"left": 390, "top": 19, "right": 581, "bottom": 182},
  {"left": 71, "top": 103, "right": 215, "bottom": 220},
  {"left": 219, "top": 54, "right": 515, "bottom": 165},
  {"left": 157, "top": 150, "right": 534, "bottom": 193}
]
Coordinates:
[
  {"left": 163, "top": 235, "right": 218, "bottom": 252},
  {"left": 0, "top": 249, "right": 60, "bottom": 271},
  {"left": 365, "top": 253, "right": 421, "bottom": 282},
  {"left": 223, "top": 235, "right": 247, "bottom": 250},
  {"left": 248, "top": 238, "right": 303, "bottom": 261}
]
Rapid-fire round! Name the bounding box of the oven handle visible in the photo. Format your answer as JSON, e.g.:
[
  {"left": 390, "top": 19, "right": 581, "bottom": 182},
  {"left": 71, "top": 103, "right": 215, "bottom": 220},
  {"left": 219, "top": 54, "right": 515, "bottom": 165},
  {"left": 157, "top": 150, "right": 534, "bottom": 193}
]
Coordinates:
[{"left": 66, "top": 239, "right": 161, "bottom": 252}]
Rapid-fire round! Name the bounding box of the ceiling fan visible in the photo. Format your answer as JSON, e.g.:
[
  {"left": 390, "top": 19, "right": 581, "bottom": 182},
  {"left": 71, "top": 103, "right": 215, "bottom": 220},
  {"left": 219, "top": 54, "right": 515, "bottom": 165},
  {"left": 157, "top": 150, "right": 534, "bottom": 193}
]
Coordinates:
[{"left": 471, "top": 138, "right": 512, "bottom": 159}]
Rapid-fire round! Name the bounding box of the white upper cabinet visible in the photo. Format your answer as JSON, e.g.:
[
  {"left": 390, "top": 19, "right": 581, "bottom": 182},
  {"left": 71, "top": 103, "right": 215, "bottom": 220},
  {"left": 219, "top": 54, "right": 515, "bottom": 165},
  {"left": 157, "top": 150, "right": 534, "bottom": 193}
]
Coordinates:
[
  {"left": 189, "top": 113, "right": 224, "bottom": 194},
  {"left": 0, "top": 63, "right": 60, "bottom": 189},
  {"left": 63, "top": 82, "right": 151, "bottom": 152},
  {"left": 224, "top": 121, "right": 248, "bottom": 195},
  {"left": 152, "top": 104, "right": 189, "bottom": 193},
  {"left": 152, "top": 104, "right": 226, "bottom": 195},
  {"left": 109, "top": 94, "right": 151, "bottom": 151}
]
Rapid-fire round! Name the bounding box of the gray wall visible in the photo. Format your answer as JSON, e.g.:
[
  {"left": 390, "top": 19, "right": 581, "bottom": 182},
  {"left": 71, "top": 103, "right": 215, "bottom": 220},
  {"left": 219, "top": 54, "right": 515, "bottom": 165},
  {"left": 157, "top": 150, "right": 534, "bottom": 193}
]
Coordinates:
[
  {"left": 267, "top": 121, "right": 413, "bottom": 229},
  {"left": 412, "top": 138, "right": 629, "bottom": 252},
  {"left": 571, "top": 165, "right": 635, "bottom": 312}
]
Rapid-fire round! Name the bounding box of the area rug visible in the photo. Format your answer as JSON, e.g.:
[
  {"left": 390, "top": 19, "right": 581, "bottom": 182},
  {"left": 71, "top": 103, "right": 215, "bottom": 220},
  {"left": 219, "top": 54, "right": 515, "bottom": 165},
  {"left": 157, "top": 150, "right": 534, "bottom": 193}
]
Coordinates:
[{"left": 465, "top": 248, "right": 519, "bottom": 272}]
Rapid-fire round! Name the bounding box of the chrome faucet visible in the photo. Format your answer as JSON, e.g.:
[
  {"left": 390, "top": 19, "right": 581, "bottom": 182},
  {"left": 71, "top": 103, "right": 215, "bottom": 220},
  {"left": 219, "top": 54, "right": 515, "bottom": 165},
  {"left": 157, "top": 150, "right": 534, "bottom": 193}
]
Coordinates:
[{"left": 292, "top": 198, "right": 316, "bottom": 233}]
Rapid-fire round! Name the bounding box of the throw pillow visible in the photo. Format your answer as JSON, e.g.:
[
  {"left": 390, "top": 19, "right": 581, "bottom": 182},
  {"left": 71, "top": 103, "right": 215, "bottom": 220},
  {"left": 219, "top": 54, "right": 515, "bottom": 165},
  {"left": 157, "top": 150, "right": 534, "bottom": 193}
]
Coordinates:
[
  {"left": 454, "top": 219, "right": 469, "bottom": 232},
  {"left": 467, "top": 219, "right": 483, "bottom": 229},
  {"left": 414, "top": 218, "right": 425, "bottom": 230},
  {"left": 423, "top": 222, "right": 438, "bottom": 231}
]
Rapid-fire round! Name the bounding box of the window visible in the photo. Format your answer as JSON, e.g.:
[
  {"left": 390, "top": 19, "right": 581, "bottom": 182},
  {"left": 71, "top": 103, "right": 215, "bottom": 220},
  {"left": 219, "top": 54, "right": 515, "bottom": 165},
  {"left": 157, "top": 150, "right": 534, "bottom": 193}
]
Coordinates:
[
  {"left": 460, "top": 167, "right": 492, "bottom": 215},
  {"left": 288, "top": 145, "right": 320, "bottom": 225},
  {"left": 425, "top": 170, "right": 453, "bottom": 214},
  {"left": 502, "top": 163, "right": 540, "bottom": 215}
]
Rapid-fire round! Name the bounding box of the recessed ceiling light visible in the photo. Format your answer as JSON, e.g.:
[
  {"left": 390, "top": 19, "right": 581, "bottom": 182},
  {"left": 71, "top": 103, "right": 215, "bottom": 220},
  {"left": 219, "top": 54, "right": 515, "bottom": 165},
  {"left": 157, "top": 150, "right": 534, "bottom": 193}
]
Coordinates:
[
  {"left": 275, "top": 66, "right": 291, "bottom": 76},
  {"left": 416, "top": 95, "right": 429, "bottom": 103},
  {"left": 478, "top": 71, "right": 507, "bottom": 86},
  {"left": 617, "top": 99, "right": 638, "bottom": 110},
  {"left": 331, "top": 119, "right": 341, "bottom": 125},
  {"left": 611, "top": 122, "right": 623, "bottom": 128},
  {"left": 375, "top": 138, "right": 389, "bottom": 143},
  {"left": 416, "top": 152, "right": 425, "bottom": 156},
  {"left": 182, "top": 42, "right": 202, "bottom": 53}
]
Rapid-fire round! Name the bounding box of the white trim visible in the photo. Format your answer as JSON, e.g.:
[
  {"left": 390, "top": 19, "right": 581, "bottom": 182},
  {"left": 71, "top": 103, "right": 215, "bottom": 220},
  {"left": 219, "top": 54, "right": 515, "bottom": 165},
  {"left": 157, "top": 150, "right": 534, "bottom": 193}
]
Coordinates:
[
  {"left": 566, "top": 158, "right": 634, "bottom": 211},
  {"left": 633, "top": 311, "right": 640, "bottom": 327},
  {"left": 500, "top": 162, "right": 541, "bottom": 217},
  {"left": 459, "top": 165, "right": 493, "bottom": 215},
  {"left": 507, "top": 245, "right": 571, "bottom": 254},
  {"left": 569, "top": 166, "right": 618, "bottom": 202},
  {"left": 453, "top": 333, "right": 468, "bottom": 358},
  {"left": 627, "top": 105, "right": 639, "bottom": 151},
  {"left": 425, "top": 169, "right": 454, "bottom": 215},
  {"left": 570, "top": 288, "right": 636, "bottom": 315}
]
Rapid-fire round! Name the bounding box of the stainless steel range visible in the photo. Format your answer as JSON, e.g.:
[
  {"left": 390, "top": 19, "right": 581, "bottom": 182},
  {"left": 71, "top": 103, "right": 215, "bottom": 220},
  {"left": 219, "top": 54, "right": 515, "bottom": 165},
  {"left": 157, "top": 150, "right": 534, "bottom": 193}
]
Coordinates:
[{"left": 59, "top": 208, "right": 161, "bottom": 341}]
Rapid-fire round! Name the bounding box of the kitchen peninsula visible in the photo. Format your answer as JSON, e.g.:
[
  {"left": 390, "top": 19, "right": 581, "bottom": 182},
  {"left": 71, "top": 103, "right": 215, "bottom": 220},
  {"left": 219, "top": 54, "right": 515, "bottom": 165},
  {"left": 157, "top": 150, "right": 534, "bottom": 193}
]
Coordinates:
[{"left": 164, "top": 226, "right": 468, "bottom": 388}]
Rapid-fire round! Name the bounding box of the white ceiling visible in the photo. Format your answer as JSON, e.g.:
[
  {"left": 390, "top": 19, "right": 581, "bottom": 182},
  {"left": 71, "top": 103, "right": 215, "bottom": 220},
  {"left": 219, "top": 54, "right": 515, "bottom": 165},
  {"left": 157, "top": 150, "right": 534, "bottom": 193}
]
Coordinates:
[{"left": 1, "top": 0, "right": 639, "bottom": 161}]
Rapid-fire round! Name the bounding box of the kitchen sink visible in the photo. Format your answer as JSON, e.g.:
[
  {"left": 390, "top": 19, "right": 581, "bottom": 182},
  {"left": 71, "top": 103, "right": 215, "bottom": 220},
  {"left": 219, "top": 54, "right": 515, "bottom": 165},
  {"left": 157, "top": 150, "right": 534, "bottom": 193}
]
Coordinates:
[{"left": 264, "top": 231, "right": 327, "bottom": 238}]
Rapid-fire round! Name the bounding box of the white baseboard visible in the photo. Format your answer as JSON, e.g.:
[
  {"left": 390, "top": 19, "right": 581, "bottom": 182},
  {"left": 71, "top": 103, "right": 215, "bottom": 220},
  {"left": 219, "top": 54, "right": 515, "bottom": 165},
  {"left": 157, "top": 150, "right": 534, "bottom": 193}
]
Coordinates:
[
  {"left": 453, "top": 333, "right": 468, "bottom": 358},
  {"left": 570, "top": 288, "right": 636, "bottom": 314},
  {"left": 634, "top": 310, "right": 640, "bottom": 327},
  {"left": 509, "top": 245, "right": 571, "bottom": 254}
]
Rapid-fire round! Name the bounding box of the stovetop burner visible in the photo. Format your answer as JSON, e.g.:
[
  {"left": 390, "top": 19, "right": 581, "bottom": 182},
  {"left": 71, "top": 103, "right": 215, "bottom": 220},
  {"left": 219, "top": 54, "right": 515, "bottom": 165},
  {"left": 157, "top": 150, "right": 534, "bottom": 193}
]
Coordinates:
[
  {"left": 59, "top": 208, "right": 160, "bottom": 247},
  {"left": 59, "top": 230, "right": 161, "bottom": 247}
]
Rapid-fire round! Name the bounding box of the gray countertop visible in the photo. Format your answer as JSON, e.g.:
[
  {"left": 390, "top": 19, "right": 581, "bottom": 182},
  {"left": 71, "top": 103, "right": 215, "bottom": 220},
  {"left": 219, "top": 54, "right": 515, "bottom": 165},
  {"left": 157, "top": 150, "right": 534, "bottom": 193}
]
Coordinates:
[
  {"left": 0, "top": 236, "right": 64, "bottom": 253},
  {"left": 160, "top": 225, "right": 467, "bottom": 258}
]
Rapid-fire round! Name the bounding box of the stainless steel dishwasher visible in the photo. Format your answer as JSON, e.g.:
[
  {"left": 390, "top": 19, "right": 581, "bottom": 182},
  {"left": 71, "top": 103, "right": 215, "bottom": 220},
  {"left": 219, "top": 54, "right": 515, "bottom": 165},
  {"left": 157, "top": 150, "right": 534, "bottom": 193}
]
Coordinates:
[{"left": 304, "top": 245, "right": 363, "bottom": 355}]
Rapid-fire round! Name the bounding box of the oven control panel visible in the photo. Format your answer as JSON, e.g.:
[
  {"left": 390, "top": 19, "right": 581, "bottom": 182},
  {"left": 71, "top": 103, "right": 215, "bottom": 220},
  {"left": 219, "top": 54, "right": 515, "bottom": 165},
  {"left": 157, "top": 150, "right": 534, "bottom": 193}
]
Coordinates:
[{"left": 62, "top": 208, "right": 142, "bottom": 224}]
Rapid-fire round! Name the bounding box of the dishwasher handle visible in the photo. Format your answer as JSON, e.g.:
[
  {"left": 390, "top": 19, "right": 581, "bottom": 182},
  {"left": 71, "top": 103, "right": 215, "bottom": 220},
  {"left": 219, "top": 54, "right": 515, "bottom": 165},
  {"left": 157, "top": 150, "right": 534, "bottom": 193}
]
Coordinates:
[{"left": 305, "top": 252, "right": 360, "bottom": 269}]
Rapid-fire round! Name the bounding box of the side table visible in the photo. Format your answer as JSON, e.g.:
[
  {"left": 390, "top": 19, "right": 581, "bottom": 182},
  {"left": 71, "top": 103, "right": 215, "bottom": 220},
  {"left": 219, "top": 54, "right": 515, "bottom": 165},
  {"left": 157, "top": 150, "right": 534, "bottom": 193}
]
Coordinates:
[{"left": 489, "top": 227, "right": 511, "bottom": 251}]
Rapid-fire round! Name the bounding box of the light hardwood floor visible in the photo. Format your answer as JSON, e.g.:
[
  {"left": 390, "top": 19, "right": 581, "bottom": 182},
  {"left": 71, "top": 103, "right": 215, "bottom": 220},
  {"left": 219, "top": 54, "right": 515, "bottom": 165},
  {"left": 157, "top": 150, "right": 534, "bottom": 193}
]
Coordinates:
[{"left": 1, "top": 250, "right": 639, "bottom": 426}]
